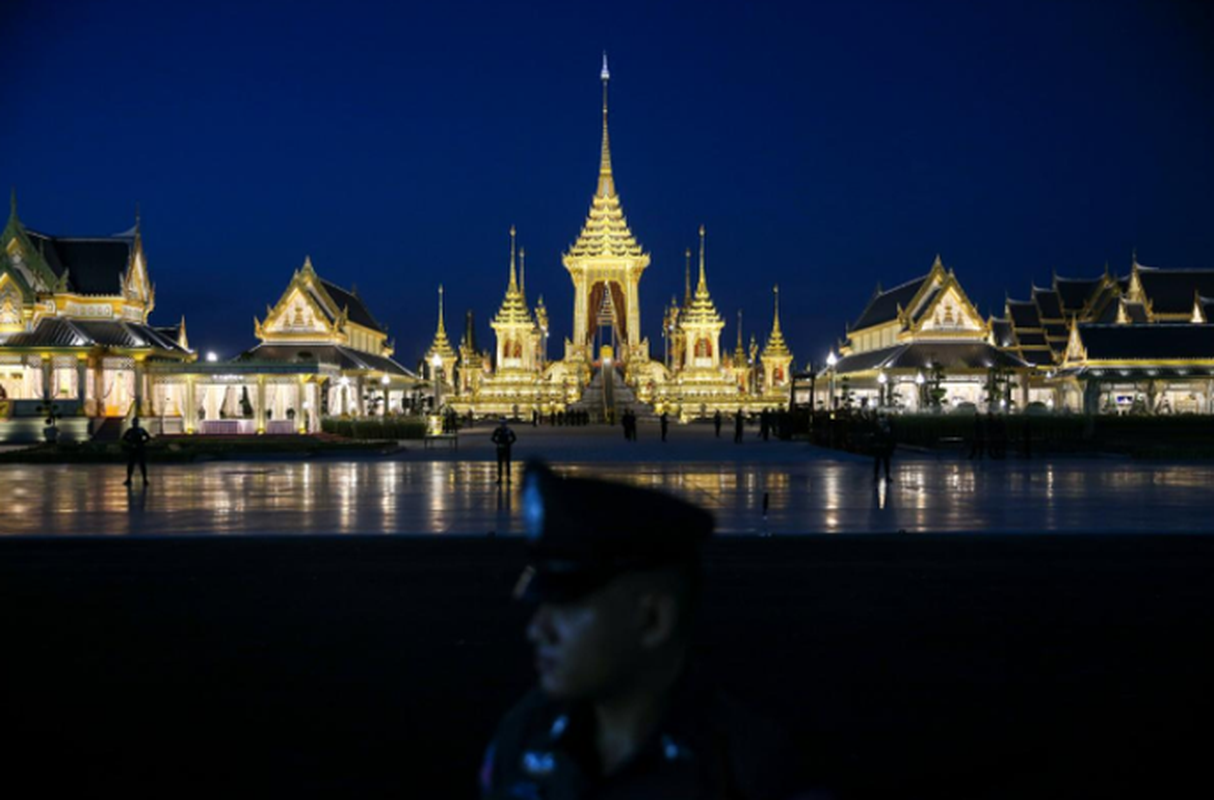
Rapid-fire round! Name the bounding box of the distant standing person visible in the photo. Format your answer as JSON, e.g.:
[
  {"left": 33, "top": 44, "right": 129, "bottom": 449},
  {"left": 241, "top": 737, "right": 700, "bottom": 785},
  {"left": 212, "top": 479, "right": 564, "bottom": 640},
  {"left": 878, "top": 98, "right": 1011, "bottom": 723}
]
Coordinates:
[
  {"left": 713, "top": 409, "right": 722, "bottom": 438},
  {"left": 492, "top": 418, "right": 517, "bottom": 484},
  {"left": 873, "top": 414, "right": 894, "bottom": 482},
  {"left": 734, "top": 408, "right": 744, "bottom": 444},
  {"left": 122, "top": 417, "right": 151, "bottom": 487},
  {"left": 660, "top": 411, "right": 669, "bottom": 442},
  {"left": 969, "top": 412, "right": 987, "bottom": 460}
]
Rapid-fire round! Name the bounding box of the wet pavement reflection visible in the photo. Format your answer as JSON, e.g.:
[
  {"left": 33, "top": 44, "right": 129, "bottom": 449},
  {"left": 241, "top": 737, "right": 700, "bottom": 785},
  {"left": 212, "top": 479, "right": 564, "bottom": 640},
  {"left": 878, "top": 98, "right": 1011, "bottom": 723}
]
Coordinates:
[{"left": 2, "top": 456, "right": 1212, "bottom": 535}]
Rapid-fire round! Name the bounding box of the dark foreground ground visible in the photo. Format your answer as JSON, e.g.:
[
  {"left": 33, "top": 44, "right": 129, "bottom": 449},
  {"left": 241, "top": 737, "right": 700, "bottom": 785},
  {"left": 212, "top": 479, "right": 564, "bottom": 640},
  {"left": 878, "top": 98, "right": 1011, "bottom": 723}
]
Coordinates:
[{"left": 3, "top": 535, "right": 1210, "bottom": 798}]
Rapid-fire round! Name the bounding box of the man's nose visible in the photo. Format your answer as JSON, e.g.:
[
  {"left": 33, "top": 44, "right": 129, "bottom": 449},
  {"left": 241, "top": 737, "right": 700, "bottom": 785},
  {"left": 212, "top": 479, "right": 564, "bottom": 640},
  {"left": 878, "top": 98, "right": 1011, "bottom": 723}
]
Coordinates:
[{"left": 526, "top": 604, "right": 554, "bottom": 645}]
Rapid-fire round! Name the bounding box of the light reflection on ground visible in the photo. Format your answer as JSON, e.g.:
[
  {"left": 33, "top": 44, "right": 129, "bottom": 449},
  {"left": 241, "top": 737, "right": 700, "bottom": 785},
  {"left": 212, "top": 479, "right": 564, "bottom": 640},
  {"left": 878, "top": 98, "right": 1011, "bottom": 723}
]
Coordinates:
[{"left": 2, "top": 453, "right": 1212, "bottom": 535}]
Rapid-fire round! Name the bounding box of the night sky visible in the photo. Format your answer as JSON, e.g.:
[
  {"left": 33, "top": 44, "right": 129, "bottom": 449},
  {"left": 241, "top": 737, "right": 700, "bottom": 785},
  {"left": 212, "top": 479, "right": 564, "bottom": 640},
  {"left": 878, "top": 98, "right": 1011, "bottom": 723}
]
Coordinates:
[{"left": 2, "top": 0, "right": 1211, "bottom": 369}]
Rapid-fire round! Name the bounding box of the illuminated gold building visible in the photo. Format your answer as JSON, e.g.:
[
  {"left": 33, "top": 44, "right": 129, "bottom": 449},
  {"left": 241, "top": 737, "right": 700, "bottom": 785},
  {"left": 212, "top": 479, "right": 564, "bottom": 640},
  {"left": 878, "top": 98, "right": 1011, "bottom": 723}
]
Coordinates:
[
  {"left": 450, "top": 56, "right": 793, "bottom": 420},
  {"left": 0, "top": 194, "right": 192, "bottom": 440}
]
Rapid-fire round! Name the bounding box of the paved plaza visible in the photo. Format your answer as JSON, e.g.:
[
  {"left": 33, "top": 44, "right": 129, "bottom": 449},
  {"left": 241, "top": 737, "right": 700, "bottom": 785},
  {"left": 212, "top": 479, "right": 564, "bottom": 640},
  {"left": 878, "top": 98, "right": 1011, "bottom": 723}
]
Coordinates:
[{"left": 2, "top": 423, "right": 1211, "bottom": 535}]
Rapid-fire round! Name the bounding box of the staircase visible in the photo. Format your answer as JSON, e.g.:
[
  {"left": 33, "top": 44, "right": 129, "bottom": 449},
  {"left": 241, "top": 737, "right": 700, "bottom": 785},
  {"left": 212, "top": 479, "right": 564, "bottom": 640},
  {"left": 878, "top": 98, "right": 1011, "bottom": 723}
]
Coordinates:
[{"left": 570, "top": 367, "right": 657, "bottom": 423}]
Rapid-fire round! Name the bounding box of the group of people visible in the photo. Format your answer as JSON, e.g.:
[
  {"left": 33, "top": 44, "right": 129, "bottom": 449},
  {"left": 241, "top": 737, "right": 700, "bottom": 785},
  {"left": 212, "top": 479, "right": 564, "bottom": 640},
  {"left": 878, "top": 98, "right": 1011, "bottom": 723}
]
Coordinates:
[{"left": 620, "top": 407, "right": 640, "bottom": 441}]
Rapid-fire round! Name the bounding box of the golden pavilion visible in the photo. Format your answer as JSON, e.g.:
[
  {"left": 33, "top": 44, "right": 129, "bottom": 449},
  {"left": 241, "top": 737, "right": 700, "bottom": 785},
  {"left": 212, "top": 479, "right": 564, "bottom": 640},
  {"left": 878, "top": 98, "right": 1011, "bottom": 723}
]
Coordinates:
[{"left": 444, "top": 55, "right": 794, "bottom": 421}]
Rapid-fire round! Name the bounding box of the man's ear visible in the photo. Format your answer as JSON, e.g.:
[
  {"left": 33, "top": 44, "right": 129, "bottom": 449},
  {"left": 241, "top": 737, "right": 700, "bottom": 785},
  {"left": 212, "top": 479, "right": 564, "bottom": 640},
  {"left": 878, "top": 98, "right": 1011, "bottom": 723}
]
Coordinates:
[{"left": 637, "top": 591, "right": 678, "bottom": 650}]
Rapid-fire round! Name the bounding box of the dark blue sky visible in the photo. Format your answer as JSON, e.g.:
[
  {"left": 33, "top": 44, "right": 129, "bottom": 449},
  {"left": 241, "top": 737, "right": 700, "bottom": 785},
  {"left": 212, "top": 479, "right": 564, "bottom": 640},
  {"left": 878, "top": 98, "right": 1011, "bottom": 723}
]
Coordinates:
[{"left": 2, "top": 0, "right": 1211, "bottom": 367}]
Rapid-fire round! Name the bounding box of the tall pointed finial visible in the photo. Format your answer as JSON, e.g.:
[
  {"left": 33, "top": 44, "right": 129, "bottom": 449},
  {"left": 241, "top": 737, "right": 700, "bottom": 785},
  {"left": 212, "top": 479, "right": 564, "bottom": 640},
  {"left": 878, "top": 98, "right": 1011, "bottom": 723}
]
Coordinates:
[
  {"left": 519, "top": 246, "right": 527, "bottom": 300},
  {"left": 1131, "top": 247, "right": 1138, "bottom": 266},
  {"left": 437, "top": 284, "right": 447, "bottom": 334},
  {"left": 737, "top": 309, "right": 744, "bottom": 350},
  {"left": 302, "top": 254, "right": 314, "bottom": 274},
  {"left": 597, "top": 52, "right": 615, "bottom": 197},
  {"left": 9, "top": 186, "right": 16, "bottom": 221},
  {"left": 508, "top": 225, "right": 518, "bottom": 290},
  {"left": 684, "top": 247, "right": 692, "bottom": 306},
  {"left": 697, "top": 225, "right": 708, "bottom": 292},
  {"left": 135, "top": 201, "right": 141, "bottom": 231},
  {"left": 772, "top": 284, "right": 782, "bottom": 332}
]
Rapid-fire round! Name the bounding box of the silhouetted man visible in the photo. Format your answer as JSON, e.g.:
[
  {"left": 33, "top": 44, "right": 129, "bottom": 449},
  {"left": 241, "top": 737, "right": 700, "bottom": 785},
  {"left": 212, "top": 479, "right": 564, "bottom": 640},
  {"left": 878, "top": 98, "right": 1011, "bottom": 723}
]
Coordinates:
[
  {"left": 492, "top": 418, "right": 517, "bottom": 484},
  {"left": 734, "top": 409, "right": 744, "bottom": 444},
  {"left": 122, "top": 417, "right": 151, "bottom": 487},
  {"left": 660, "top": 411, "right": 669, "bottom": 442},
  {"left": 873, "top": 413, "right": 894, "bottom": 482},
  {"left": 481, "top": 462, "right": 811, "bottom": 798},
  {"left": 713, "top": 409, "right": 722, "bottom": 438}
]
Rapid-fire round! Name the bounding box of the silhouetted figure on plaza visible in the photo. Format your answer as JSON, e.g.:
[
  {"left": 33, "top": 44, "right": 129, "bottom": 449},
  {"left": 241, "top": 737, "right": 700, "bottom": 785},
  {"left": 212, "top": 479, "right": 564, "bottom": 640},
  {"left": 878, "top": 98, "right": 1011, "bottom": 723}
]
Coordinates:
[
  {"left": 492, "top": 418, "right": 517, "bottom": 484},
  {"left": 660, "top": 411, "right": 669, "bottom": 442},
  {"left": 532, "top": 409, "right": 539, "bottom": 427},
  {"left": 760, "top": 408, "right": 771, "bottom": 441},
  {"left": 122, "top": 417, "right": 151, "bottom": 487},
  {"left": 481, "top": 462, "right": 813, "bottom": 798},
  {"left": 713, "top": 409, "right": 722, "bottom": 438},
  {"left": 969, "top": 413, "right": 988, "bottom": 460},
  {"left": 873, "top": 414, "right": 894, "bottom": 482},
  {"left": 734, "top": 409, "right": 744, "bottom": 443},
  {"left": 990, "top": 413, "right": 1007, "bottom": 459}
]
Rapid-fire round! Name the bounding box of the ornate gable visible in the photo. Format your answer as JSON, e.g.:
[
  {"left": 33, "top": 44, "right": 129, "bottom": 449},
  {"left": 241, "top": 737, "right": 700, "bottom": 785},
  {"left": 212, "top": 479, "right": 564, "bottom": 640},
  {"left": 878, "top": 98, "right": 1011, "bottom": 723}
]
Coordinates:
[
  {"left": 256, "top": 258, "right": 342, "bottom": 343},
  {"left": 914, "top": 277, "right": 986, "bottom": 336}
]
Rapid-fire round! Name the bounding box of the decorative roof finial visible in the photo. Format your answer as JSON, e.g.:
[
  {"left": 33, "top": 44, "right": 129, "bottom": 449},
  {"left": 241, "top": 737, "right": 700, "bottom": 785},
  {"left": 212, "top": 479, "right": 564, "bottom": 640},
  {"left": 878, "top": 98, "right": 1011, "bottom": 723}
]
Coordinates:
[
  {"left": 773, "top": 284, "right": 781, "bottom": 331},
  {"left": 684, "top": 247, "right": 692, "bottom": 306},
  {"left": 519, "top": 246, "right": 526, "bottom": 300},
  {"left": 302, "top": 255, "right": 314, "bottom": 273},
  {"left": 597, "top": 52, "right": 614, "bottom": 197},
  {"left": 697, "top": 224, "right": 708, "bottom": 292},
  {"left": 737, "top": 309, "right": 744, "bottom": 350},
  {"left": 9, "top": 186, "right": 16, "bottom": 221},
  {"left": 1131, "top": 247, "right": 1138, "bottom": 266},
  {"left": 135, "top": 201, "right": 141, "bottom": 232},
  {"left": 508, "top": 225, "right": 518, "bottom": 290},
  {"left": 437, "top": 284, "right": 447, "bottom": 334}
]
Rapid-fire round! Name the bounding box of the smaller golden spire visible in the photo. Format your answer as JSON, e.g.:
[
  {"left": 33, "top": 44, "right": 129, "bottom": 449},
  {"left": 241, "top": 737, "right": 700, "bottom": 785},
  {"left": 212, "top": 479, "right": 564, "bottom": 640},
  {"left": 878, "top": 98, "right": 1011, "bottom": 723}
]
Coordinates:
[
  {"left": 519, "top": 246, "right": 526, "bottom": 301},
  {"left": 697, "top": 225, "right": 708, "bottom": 293},
  {"left": 684, "top": 247, "right": 692, "bottom": 306},
  {"left": 508, "top": 226, "right": 518, "bottom": 291},
  {"left": 437, "top": 284, "right": 447, "bottom": 334}
]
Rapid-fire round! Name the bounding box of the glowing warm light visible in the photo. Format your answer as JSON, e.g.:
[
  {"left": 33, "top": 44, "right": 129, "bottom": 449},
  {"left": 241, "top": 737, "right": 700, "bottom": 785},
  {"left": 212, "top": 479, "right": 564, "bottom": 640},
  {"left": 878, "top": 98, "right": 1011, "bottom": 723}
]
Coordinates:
[
  {"left": 878, "top": 372, "right": 888, "bottom": 385},
  {"left": 381, "top": 375, "right": 390, "bottom": 385},
  {"left": 431, "top": 354, "right": 443, "bottom": 369},
  {"left": 826, "top": 352, "right": 837, "bottom": 367},
  {"left": 205, "top": 351, "right": 218, "bottom": 363},
  {"left": 915, "top": 372, "right": 925, "bottom": 385}
]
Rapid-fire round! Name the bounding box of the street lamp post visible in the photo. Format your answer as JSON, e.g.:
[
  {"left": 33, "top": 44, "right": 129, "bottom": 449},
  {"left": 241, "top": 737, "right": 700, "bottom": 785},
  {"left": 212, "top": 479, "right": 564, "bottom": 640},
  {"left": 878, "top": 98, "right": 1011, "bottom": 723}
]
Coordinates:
[
  {"left": 915, "top": 371, "right": 925, "bottom": 411},
  {"left": 826, "top": 352, "right": 838, "bottom": 410}
]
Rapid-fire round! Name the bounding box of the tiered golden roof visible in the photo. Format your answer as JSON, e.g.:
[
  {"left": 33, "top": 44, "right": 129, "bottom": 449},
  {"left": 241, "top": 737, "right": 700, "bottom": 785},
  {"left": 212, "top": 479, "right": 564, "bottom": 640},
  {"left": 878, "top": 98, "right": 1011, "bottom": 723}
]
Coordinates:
[
  {"left": 493, "top": 226, "right": 534, "bottom": 328},
  {"left": 563, "top": 54, "right": 648, "bottom": 264},
  {"left": 681, "top": 226, "right": 723, "bottom": 329},
  {"left": 425, "top": 284, "right": 457, "bottom": 367},
  {"left": 763, "top": 285, "right": 791, "bottom": 358}
]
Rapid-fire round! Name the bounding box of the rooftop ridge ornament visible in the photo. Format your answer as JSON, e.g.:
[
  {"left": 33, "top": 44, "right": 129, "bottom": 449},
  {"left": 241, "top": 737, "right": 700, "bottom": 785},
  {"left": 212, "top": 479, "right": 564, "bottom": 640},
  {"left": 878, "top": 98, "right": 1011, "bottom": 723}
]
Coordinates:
[{"left": 598, "top": 51, "right": 614, "bottom": 198}]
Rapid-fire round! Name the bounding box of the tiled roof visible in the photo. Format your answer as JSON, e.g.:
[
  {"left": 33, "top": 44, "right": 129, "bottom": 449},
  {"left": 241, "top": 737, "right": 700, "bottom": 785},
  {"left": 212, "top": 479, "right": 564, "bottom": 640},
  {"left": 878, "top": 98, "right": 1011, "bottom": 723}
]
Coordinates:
[
  {"left": 241, "top": 344, "right": 415, "bottom": 377},
  {"left": 832, "top": 342, "right": 1027, "bottom": 374},
  {"left": 1033, "top": 289, "right": 1064, "bottom": 320},
  {"left": 851, "top": 276, "right": 928, "bottom": 331},
  {"left": 1055, "top": 277, "right": 1102, "bottom": 312},
  {"left": 1007, "top": 300, "right": 1041, "bottom": 328},
  {"left": 24, "top": 230, "right": 133, "bottom": 295},
  {"left": 2, "top": 318, "right": 188, "bottom": 352},
  {"left": 990, "top": 319, "right": 1014, "bottom": 348},
  {"left": 1078, "top": 323, "right": 1214, "bottom": 361},
  {"left": 320, "top": 279, "right": 385, "bottom": 334},
  {"left": 1136, "top": 268, "right": 1214, "bottom": 316}
]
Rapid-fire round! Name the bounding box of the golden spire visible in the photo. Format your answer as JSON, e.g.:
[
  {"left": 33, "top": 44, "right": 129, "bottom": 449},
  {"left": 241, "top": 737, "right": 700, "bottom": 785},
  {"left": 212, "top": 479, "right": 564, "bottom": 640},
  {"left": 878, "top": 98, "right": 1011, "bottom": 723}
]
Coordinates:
[
  {"left": 494, "top": 226, "right": 533, "bottom": 328},
  {"left": 681, "top": 225, "right": 722, "bottom": 329},
  {"left": 763, "top": 284, "right": 791, "bottom": 358},
  {"left": 598, "top": 51, "right": 614, "bottom": 198},
  {"left": 426, "top": 284, "right": 457, "bottom": 367},
  {"left": 734, "top": 308, "right": 746, "bottom": 362},
  {"left": 684, "top": 247, "right": 692, "bottom": 307},
  {"left": 697, "top": 224, "right": 708, "bottom": 294},
  {"left": 508, "top": 225, "right": 518, "bottom": 292},
  {"left": 519, "top": 246, "right": 526, "bottom": 302}
]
